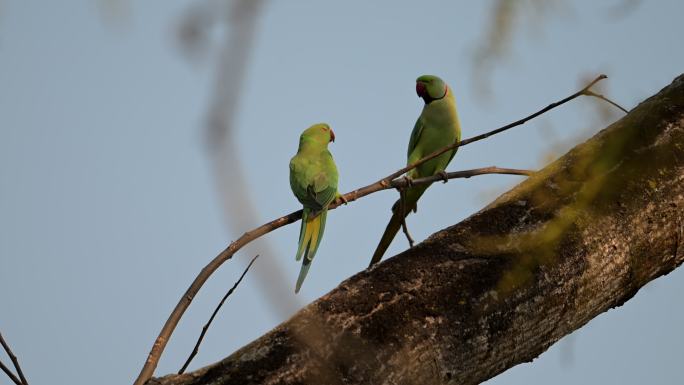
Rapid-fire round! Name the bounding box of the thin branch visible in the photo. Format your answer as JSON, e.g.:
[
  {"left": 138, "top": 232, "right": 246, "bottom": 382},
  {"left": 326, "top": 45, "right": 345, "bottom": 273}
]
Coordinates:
[
  {"left": 401, "top": 218, "right": 415, "bottom": 248},
  {"left": 0, "top": 360, "right": 22, "bottom": 385},
  {"left": 398, "top": 189, "right": 414, "bottom": 247},
  {"left": 381, "top": 75, "right": 609, "bottom": 185},
  {"left": 392, "top": 167, "right": 533, "bottom": 188},
  {"left": 203, "top": 0, "right": 301, "bottom": 327},
  {"left": 394, "top": 168, "right": 495, "bottom": 248},
  {"left": 133, "top": 74, "right": 609, "bottom": 385},
  {"left": 0, "top": 332, "right": 28, "bottom": 385},
  {"left": 583, "top": 89, "right": 629, "bottom": 113},
  {"left": 179, "top": 255, "right": 259, "bottom": 374}
]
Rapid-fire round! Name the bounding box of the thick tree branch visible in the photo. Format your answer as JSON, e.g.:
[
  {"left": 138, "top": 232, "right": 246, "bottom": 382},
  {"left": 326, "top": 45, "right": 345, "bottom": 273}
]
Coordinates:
[
  {"left": 150, "top": 74, "right": 684, "bottom": 385},
  {"left": 132, "top": 75, "right": 615, "bottom": 385}
]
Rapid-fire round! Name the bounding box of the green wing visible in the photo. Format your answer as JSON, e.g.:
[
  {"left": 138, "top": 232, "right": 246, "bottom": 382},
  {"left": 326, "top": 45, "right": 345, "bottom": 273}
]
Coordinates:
[
  {"left": 290, "top": 151, "right": 338, "bottom": 210},
  {"left": 406, "top": 117, "right": 424, "bottom": 164},
  {"left": 310, "top": 155, "right": 338, "bottom": 208}
]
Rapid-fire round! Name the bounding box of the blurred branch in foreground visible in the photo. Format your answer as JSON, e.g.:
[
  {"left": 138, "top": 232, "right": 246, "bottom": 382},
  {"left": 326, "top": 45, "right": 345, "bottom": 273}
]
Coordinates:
[
  {"left": 472, "top": 0, "right": 564, "bottom": 99},
  {"left": 472, "top": 0, "right": 641, "bottom": 100},
  {"left": 177, "top": 0, "right": 302, "bottom": 318},
  {"left": 132, "top": 74, "right": 617, "bottom": 385},
  {"left": 150, "top": 74, "right": 684, "bottom": 385}
]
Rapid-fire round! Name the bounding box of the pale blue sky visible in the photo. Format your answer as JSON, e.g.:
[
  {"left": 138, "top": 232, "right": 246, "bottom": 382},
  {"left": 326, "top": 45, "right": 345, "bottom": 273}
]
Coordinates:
[{"left": 1, "top": 1, "right": 683, "bottom": 384}]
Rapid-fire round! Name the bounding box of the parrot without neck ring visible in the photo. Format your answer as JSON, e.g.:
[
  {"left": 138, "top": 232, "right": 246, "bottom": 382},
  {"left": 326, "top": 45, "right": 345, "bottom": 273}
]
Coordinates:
[
  {"left": 369, "top": 75, "right": 461, "bottom": 266},
  {"left": 289, "top": 123, "right": 341, "bottom": 293}
]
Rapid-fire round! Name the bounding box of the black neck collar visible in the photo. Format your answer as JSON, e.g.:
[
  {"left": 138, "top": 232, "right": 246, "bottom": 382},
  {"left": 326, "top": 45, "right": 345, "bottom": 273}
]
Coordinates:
[{"left": 422, "top": 85, "right": 448, "bottom": 105}]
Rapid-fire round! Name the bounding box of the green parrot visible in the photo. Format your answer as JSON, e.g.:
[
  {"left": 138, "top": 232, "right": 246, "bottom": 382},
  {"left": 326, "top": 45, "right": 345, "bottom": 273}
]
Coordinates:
[
  {"left": 369, "top": 75, "right": 461, "bottom": 266},
  {"left": 289, "top": 123, "right": 341, "bottom": 293}
]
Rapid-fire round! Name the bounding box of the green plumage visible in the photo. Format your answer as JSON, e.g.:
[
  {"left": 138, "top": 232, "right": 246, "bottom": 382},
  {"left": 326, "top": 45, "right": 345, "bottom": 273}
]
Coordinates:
[
  {"left": 289, "top": 123, "right": 339, "bottom": 293},
  {"left": 369, "top": 75, "right": 461, "bottom": 266}
]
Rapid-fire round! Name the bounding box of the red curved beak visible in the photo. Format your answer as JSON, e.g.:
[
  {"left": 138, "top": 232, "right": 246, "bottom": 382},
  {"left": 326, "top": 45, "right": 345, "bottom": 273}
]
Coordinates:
[
  {"left": 416, "top": 82, "right": 427, "bottom": 97},
  {"left": 329, "top": 129, "right": 335, "bottom": 143}
]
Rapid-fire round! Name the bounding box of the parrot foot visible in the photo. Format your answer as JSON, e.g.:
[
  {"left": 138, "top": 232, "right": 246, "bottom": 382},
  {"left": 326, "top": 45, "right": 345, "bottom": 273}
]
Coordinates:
[
  {"left": 336, "top": 194, "right": 349, "bottom": 205},
  {"left": 438, "top": 171, "right": 449, "bottom": 183},
  {"left": 402, "top": 175, "right": 414, "bottom": 187}
]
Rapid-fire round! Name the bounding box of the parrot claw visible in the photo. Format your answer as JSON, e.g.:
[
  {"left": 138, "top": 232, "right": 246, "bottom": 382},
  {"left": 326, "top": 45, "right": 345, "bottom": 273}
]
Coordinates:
[
  {"left": 402, "top": 176, "right": 414, "bottom": 187},
  {"left": 337, "top": 194, "right": 348, "bottom": 205},
  {"left": 438, "top": 171, "right": 449, "bottom": 183}
]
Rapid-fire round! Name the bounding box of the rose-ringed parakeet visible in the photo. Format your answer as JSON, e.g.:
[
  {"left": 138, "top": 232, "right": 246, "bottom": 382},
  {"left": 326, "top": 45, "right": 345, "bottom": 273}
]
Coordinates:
[
  {"left": 369, "top": 75, "right": 461, "bottom": 266},
  {"left": 290, "top": 123, "right": 341, "bottom": 293}
]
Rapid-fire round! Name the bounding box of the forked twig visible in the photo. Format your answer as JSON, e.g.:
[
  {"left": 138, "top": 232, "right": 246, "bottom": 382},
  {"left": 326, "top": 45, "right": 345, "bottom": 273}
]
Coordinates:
[
  {"left": 583, "top": 89, "right": 629, "bottom": 113},
  {"left": 381, "top": 75, "right": 611, "bottom": 186},
  {"left": 0, "top": 360, "right": 23, "bottom": 385},
  {"left": 178, "top": 255, "right": 259, "bottom": 374},
  {"left": 401, "top": 219, "right": 415, "bottom": 248},
  {"left": 0, "top": 332, "right": 29, "bottom": 385}
]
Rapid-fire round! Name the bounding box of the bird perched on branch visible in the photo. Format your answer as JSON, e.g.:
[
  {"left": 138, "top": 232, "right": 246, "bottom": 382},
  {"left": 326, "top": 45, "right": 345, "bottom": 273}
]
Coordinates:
[
  {"left": 369, "top": 75, "right": 461, "bottom": 266},
  {"left": 289, "top": 123, "right": 342, "bottom": 293}
]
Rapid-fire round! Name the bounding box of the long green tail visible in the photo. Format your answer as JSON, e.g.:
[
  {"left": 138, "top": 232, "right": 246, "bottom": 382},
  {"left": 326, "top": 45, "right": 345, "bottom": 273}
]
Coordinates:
[
  {"left": 369, "top": 186, "right": 427, "bottom": 267},
  {"left": 295, "top": 208, "right": 327, "bottom": 293},
  {"left": 368, "top": 203, "right": 405, "bottom": 267}
]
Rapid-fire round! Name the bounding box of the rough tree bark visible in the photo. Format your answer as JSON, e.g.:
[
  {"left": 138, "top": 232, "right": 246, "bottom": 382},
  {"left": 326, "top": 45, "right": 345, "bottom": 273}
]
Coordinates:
[{"left": 151, "top": 74, "right": 684, "bottom": 385}]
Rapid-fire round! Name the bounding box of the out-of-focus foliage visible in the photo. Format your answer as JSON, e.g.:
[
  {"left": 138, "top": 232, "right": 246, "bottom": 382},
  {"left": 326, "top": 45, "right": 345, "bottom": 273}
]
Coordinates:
[
  {"left": 469, "top": 103, "right": 642, "bottom": 294},
  {"left": 472, "top": 0, "right": 565, "bottom": 99},
  {"left": 175, "top": 0, "right": 303, "bottom": 317}
]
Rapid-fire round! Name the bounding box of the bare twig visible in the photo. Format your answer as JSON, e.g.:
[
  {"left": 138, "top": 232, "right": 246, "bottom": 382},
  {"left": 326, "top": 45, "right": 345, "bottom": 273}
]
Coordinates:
[
  {"left": 397, "top": 189, "right": 414, "bottom": 247},
  {"left": 401, "top": 218, "right": 415, "bottom": 248},
  {"left": 132, "top": 75, "right": 611, "bottom": 385},
  {"left": 395, "top": 167, "right": 533, "bottom": 187},
  {"left": 382, "top": 75, "right": 609, "bottom": 187},
  {"left": 385, "top": 167, "right": 535, "bottom": 251},
  {"left": 583, "top": 89, "right": 629, "bottom": 113},
  {"left": 201, "top": 0, "right": 301, "bottom": 326},
  {"left": 0, "top": 360, "right": 23, "bottom": 385},
  {"left": 172, "top": 0, "right": 303, "bottom": 378},
  {"left": 179, "top": 255, "right": 259, "bottom": 374},
  {"left": 0, "top": 332, "right": 28, "bottom": 385}
]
